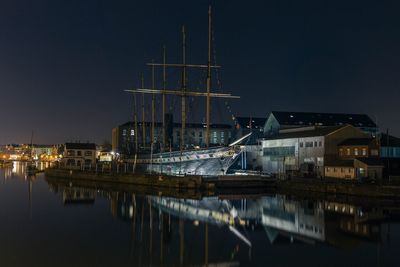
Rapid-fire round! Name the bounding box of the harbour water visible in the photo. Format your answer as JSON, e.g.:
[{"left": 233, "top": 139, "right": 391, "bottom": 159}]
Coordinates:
[{"left": 1, "top": 162, "right": 400, "bottom": 267}]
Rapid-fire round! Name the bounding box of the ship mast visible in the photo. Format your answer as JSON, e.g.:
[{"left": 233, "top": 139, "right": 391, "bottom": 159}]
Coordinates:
[
  {"left": 133, "top": 91, "right": 138, "bottom": 152},
  {"left": 151, "top": 60, "right": 156, "bottom": 146},
  {"left": 205, "top": 5, "right": 212, "bottom": 148},
  {"left": 162, "top": 45, "right": 167, "bottom": 152},
  {"left": 141, "top": 74, "right": 146, "bottom": 149},
  {"left": 181, "top": 25, "right": 187, "bottom": 152},
  {"left": 126, "top": 6, "right": 240, "bottom": 153}
]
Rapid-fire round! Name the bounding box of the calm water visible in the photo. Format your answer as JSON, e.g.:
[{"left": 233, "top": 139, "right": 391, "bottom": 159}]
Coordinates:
[{"left": 1, "top": 162, "right": 400, "bottom": 267}]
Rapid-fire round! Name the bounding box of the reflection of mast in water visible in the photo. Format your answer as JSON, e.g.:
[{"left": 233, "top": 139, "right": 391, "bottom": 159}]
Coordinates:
[
  {"left": 149, "top": 198, "right": 153, "bottom": 266},
  {"left": 130, "top": 194, "right": 137, "bottom": 258},
  {"left": 205, "top": 223, "right": 208, "bottom": 267},
  {"left": 28, "top": 178, "right": 32, "bottom": 220},
  {"left": 179, "top": 218, "right": 184, "bottom": 266},
  {"left": 138, "top": 200, "right": 145, "bottom": 267},
  {"left": 159, "top": 211, "right": 164, "bottom": 264}
]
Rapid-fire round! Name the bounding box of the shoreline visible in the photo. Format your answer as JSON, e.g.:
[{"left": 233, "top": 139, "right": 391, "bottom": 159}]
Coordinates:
[{"left": 45, "top": 168, "right": 400, "bottom": 199}]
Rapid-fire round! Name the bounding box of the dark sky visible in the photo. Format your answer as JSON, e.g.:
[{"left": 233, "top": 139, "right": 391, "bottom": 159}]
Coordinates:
[{"left": 1, "top": 0, "right": 400, "bottom": 144}]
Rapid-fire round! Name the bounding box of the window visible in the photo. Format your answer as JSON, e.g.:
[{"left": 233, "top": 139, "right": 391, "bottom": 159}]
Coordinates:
[
  {"left": 305, "top": 142, "right": 313, "bottom": 148},
  {"left": 77, "top": 151, "right": 82, "bottom": 156},
  {"left": 339, "top": 148, "right": 343, "bottom": 156},
  {"left": 123, "top": 129, "right": 127, "bottom": 136},
  {"left": 212, "top": 131, "right": 217, "bottom": 144},
  {"left": 354, "top": 148, "right": 359, "bottom": 156},
  {"left": 85, "top": 151, "right": 92, "bottom": 156},
  {"left": 314, "top": 141, "right": 318, "bottom": 147},
  {"left": 263, "top": 146, "right": 295, "bottom": 156},
  {"left": 319, "top": 141, "right": 322, "bottom": 147},
  {"left": 346, "top": 148, "right": 351, "bottom": 156},
  {"left": 130, "top": 129, "right": 135, "bottom": 136},
  {"left": 362, "top": 148, "right": 367, "bottom": 156},
  {"left": 300, "top": 142, "right": 304, "bottom": 148},
  {"left": 67, "top": 150, "right": 75, "bottom": 157}
]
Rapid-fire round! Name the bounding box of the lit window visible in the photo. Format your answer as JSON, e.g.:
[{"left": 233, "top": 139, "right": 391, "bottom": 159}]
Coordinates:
[
  {"left": 346, "top": 148, "right": 351, "bottom": 156},
  {"left": 130, "top": 130, "right": 135, "bottom": 136},
  {"left": 354, "top": 148, "right": 358, "bottom": 156},
  {"left": 362, "top": 148, "right": 367, "bottom": 156}
]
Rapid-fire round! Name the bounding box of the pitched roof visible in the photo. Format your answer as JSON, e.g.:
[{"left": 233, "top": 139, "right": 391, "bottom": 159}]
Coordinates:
[
  {"left": 264, "top": 125, "right": 348, "bottom": 140},
  {"left": 65, "top": 143, "right": 96, "bottom": 150},
  {"left": 325, "top": 159, "right": 354, "bottom": 167},
  {"left": 271, "top": 111, "right": 376, "bottom": 128},
  {"left": 234, "top": 117, "right": 266, "bottom": 129},
  {"left": 355, "top": 157, "right": 384, "bottom": 166},
  {"left": 338, "top": 138, "right": 374, "bottom": 146}
]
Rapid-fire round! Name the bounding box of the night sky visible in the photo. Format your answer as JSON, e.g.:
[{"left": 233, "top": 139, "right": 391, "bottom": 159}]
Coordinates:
[{"left": 1, "top": 0, "right": 399, "bottom": 144}]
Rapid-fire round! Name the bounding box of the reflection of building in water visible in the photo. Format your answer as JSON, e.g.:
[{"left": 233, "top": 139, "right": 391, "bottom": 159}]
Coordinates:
[
  {"left": 62, "top": 188, "right": 95, "bottom": 205},
  {"left": 323, "top": 200, "right": 385, "bottom": 244},
  {"left": 259, "top": 196, "right": 325, "bottom": 243}
]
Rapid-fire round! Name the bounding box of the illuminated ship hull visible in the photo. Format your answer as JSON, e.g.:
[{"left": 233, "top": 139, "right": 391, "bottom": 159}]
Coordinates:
[{"left": 131, "top": 146, "right": 242, "bottom": 176}]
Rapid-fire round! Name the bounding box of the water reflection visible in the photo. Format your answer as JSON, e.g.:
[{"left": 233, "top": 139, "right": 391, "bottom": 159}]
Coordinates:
[
  {"left": 45, "top": 177, "right": 398, "bottom": 266},
  {"left": 1, "top": 161, "right": 51, "bottom": 180}
]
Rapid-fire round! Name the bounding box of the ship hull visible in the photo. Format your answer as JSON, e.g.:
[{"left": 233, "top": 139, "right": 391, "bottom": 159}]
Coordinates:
[{"left": 127, "top": 146, "right": 241, "bottom": 176}]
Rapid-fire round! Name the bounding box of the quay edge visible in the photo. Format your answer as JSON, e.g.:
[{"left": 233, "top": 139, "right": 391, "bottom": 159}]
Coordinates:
[{"left": 44, "top": 168, "right": 206, "bottom": 190}]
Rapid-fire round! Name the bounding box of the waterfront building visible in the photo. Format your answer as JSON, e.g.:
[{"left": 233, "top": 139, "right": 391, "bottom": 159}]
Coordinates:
[
  {"left": 380, "top": 133, "right": 400, "bottom": 178},
  {"left": 380, "top": 133, "right": 400, "bottom": 158},
  {"left": 61, "top": 143, "right": 97, "bottom": 168},
  {"left": 260, "top": 124, "right": 368, "bottom": 177},
  {"left": 263, "top": 111, "right": 378, "bottom": 137},
  {"left": 324, "top": 158, "right": 383, "bottom": 180},
  {"left": 112, "top": 121, "right": 232, "bottom": 155},
  {"left": 337, "top": 138, "right": 380, "bottom": 159}
]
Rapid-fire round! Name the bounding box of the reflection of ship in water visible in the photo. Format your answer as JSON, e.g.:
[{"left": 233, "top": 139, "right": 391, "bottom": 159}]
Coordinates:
[{"left": 46, "top": 178, "right": 396, "bottom": 265}]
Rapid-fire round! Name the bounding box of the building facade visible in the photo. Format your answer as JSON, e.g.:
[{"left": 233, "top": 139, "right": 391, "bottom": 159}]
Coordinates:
[
  {"left": 112, "top": 121, "right": 232, "bottom": 155},
  {"left": 260, "top": 125, "right": 368, "bottom": 177},
  {"left": 380, "top": 133, "right": 400, "bottom": 158},
  {"left": 337, "top": 138, "right": 380, "bottom": 159},
  {"left": 62, "top": 143, "right": 97, "bottom": 168}
]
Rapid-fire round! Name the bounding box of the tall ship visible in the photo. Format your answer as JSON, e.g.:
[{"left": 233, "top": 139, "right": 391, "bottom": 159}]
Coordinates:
[{"left": 123, "top": 6, "right": 249, "bottom": 176}]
